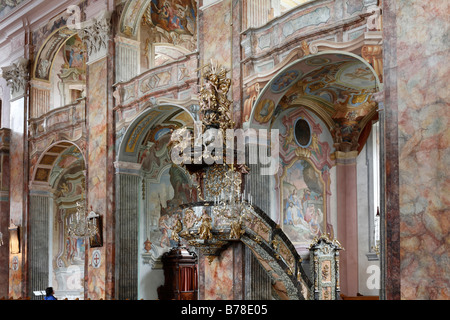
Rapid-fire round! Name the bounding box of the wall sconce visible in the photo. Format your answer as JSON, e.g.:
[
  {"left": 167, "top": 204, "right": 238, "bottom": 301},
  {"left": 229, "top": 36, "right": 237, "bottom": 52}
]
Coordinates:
[{"left": 8, "top": 220, "right": 20, "bottom": 254}]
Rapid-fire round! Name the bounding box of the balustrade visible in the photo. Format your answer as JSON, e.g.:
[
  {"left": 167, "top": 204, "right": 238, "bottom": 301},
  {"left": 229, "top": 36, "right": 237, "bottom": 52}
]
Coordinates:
[{"left": 28, "top": 99, "right": 86, "bottom": 139}]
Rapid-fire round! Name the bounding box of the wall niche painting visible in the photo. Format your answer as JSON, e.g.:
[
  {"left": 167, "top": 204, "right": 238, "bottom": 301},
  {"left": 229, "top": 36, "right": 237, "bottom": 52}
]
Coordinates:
[
  {"left": 280, "top": 158, "right": 326, "bottom": 247},
  {"left": 145, "top": 0, "right": 197, "bottom": 37},
  {"left": 143, "top": 164, "right": 196, "bottom": 260},
  {"left": 274, "top": 107, "right": 335, "bottom": 252}
]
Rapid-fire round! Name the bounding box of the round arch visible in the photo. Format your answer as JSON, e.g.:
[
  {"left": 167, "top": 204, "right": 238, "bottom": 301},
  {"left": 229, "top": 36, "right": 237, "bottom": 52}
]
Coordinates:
[
  {"left": 32, "top": 26, "right": 80, "bottom": 82},
  {"left": 117, "top": 103, "right": 195, "bottom": 164},
  {"left": 118, "top": 0, "right": 153, "bottom": 38},
  {"left": 31, "top": 140, "right": 86, "bottom": 189},
  {"left": 249, "top": 50, "right": 382, "bottom": 135},
  {"left": 115, "top": 103, "right": 196, "bottom": 300},
  {"left": 28, "top": 140, "right": 87, "bottom": 300}
]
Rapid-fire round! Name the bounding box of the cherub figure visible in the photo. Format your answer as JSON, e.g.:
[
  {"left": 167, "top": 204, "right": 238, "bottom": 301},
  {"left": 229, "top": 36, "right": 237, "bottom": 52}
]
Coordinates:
[
  {"left": 198, "top": 210, "right": 212, "bottom": 240},
  {"left": 171, "top": 214, "right": 183, "bottom": 242},
  {"left": 229, "top": 217, "right": 244, "bottom": 239}
]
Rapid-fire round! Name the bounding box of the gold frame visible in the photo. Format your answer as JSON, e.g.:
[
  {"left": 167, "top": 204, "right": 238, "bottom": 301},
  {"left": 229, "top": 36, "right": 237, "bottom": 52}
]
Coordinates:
[{"left": 89, "top": 215, "right": 103, "bottom": 248}]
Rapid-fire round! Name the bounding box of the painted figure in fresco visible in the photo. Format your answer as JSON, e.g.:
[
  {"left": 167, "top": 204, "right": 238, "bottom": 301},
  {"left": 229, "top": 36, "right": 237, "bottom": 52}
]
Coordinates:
[
  {"left": 167, "top": 2, "right": 184, "bottom": 31},
  {"left": 304, "top": 203, "right": 315, "bottom": 224},
  {"left": 151, "top": 0, "right": 195, "bottom": 35},
  {"left": 169, "top": 165, "right": 193, "bottom": 205},
  {"left": 285, "top": 189, "right": 303, "bottom": 225},
  {"left": 140, "top": 134, "right": 171, "bottom": 172},
  {"left": 66, "top": 237, "right": 73, "bottom": 261},
  {"left": 243, "top": 83, "right": 260, "bottom": 123},
  {"left": 281, "top": 158, "right": 326, "bottom": 245},
  {"left": 171, "top": 214, "right": 183, "bottom": 242},
  {"left": 68, "top": 43, "right": 84, "bottom": 69},
  {"left": 159, "top": 214, "right": 171, "bottom": 247},
  {"left": 285, "top": 200, "right": 294, "bottom": 225},
  {"left": 271, "top": 70, "right": 298, "bottom": 92},
  {"left": 157, "top": 1, "right": 180, "bottom": 31},
  {"left": 309, "top": 208, "right": 323, "bottom": 235}
]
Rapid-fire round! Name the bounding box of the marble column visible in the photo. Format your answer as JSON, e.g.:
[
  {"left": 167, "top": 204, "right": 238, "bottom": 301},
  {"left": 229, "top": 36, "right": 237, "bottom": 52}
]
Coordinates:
[
  {"left": 231, "top": 0, "right": 243, "bottom": 126},
  {"left": 80, "top": 10, "right": 115, "bottom": 300},
  {"left": 114, "top": 36, "right": 140, "bottom": 83},
  {"left": 0, "top": 128, "right": 11, "bottom": 298},
  {"left": 1, "top": 58, "right": 29, "bottom": 298},
  {"left": 245, "top": 0, "right": 271, "bottom": 29},
  {"left": 335, "top": 151, "right": 358, "bottom": 296},
  {"left": 199, "top": 0, "right": 232, "bottom": 69},
  {"left": 29, "top": 80, "right": 51, "bottom": 118},
  {"left": 383, "top": 0, "right": 449, "bottom": 300},
  {"left": 28, "top": 192, "right": 51, "bottom": 299},
  {"left": 114, "top": 170, "right": 140, "bottom": 300},
  {"left": 199, "top": 242, "right": 245, "bottom": 300}
]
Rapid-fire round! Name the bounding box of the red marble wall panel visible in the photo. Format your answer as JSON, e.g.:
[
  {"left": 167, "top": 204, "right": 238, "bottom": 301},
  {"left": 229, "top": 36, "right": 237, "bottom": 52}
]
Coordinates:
[{"left": 383, "top": 0, "right": 450, "bottom": 299}]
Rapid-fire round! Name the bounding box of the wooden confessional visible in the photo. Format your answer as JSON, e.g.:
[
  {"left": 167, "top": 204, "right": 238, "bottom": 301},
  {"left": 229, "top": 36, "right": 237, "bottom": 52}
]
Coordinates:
[{"left": 157, "top": 245, "right": 198, "bottom": 300}]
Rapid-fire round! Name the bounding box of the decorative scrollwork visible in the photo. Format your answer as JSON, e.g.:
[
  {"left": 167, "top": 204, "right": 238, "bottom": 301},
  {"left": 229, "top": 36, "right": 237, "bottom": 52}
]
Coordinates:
[
  {"left": 1, "top": 58, "right": 28, "bottom": 96},
  {"left": 79, "top": 13, "right": 111, "bottom": 59}
]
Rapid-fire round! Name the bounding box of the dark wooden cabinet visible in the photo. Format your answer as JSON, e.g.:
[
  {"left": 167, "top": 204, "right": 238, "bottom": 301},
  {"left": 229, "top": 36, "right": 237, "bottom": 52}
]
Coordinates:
[{"left": 158, "top": 246, "right": 198, "bottom": 300}]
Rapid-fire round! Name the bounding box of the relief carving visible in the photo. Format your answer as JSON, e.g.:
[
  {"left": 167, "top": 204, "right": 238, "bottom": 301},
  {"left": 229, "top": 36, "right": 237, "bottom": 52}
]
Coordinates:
[
  {"left": 79, "top": 11, "right": 111, "bottom": 62},
  {"left": 1, "top": 58, "right": 29, "bottom": 98}
]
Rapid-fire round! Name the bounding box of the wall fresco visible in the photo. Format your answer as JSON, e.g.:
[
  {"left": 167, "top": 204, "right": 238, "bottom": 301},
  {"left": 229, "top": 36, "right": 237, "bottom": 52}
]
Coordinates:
[{"left": 275, "top": 107, "right": 334, "bottom": 251}]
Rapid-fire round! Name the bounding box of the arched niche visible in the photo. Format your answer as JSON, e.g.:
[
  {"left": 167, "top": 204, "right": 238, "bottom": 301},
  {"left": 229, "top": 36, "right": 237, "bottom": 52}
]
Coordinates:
[
  {"left": 116, "top": 0, "right": 198, "bottom": 80},
  {"left": 29, "top": 141, "right": 87, "bottom": 300},
  {"left": 31, "top": 27, "right": 87, "bottom": 117},
  {"left": 249, "top": 51, "right": 381, "bottom": 150},
  {"left": 247, "top": 50, "right": 382, "bottom": 296},
  {"left": 115, "top": 104, "right": 198, "bottom": 300}
]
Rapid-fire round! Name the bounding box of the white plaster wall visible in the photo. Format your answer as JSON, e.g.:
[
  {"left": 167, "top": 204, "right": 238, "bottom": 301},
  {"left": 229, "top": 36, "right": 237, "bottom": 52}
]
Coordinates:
[
  {"left": 0, "top": 78, "right": 10, "bottom": 128},
  {"left": 139, "top": 264, "right": 165, "bottom": 300},
  {"left": 329, "top": 165, "right": 337, "bottom": 237},
  {"left": 51, "top": 50, "right": 65, "bottom": 109},
  {"left": 356, "top": 142, "right": 380, "bottom": 296}
]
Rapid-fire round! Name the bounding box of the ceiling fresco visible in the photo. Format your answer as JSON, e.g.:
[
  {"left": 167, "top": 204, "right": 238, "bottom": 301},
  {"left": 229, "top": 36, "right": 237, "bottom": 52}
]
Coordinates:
[
  {"left": 143, "top": 0, "right": 197, "bottom": 37},
  {"left": 33, "top": 142, "right": 85, "bottom": 187},
  {"left": 118, "top": 105, "right": 195, "bottom": 164},
  {"left": 249, "top": 52, "right": 380, "bottom": 152}
]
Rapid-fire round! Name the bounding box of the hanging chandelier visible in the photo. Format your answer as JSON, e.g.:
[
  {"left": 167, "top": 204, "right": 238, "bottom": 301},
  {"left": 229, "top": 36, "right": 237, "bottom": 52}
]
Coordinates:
[
  {"left": 208, "top": 164, "right": 255, "bottom": 238},
  {"left": 67, "top": 195, "right": 99, "bottom": 238}
]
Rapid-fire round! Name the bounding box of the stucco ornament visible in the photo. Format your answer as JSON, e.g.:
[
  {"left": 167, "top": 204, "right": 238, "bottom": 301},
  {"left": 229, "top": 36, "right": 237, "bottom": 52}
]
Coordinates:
[
  {"left": 1, "top": 58, "right": 28, "bottom": 97},
  {"left": 79, "top": 11, "right": 111, "bottom": 63}
]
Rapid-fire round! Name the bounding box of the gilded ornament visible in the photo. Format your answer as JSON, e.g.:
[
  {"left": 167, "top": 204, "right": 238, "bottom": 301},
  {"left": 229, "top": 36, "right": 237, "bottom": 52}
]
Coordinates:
[
  {"left": 295, "top": 147, "right": 311, "bottom": 159},
  {"left": 197, "top": 210, "right": 213, "bottom": 240},
  {"left": 171, "top": 215, "right": 183, "bottom": 242},
  {"left": 229, "top": 218, "right": 244, "bottom": 239}
]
